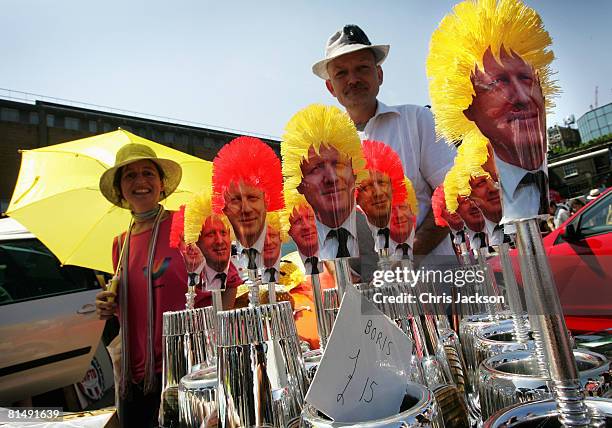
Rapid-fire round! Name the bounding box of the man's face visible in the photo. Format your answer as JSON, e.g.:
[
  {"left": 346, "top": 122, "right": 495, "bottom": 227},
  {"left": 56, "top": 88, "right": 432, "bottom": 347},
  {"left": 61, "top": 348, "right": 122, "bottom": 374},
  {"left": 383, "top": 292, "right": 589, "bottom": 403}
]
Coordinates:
[
  {"left": 288, "top": 205, "right": 318, "bottom": 257},
  {"left": 390, "top": 203, "right": 416, "bottom": 244},
  {"left": 483, "top": 144, "right": 499, "bottom": 182},
  {"left": 464, "top": 48, "right": 546, "bottom": 170},
  {"left": 356, "top": 170, "right": 392, "bottom": 228},
  {"left": 469, "top": 176, "right": 502, "bottom": 223},
  {"left": 222, "top": 181, "right": 267, "bottom": 247},
  {"left": 456, "top": 196, "right": 485, "bottom": 232},
  {"left": 325, "top": 49, "right": 383, "bottom": 111},
  {"left": 198, "top": 216, "right": 231, "bottom": 272},
  {"left": 263, "top": 226, "right": 281, "bottom": 268},
  {"left": 298, "top": 145, "right": 356, "bottom": 228},
  {"left": 441, "top": 206, "right": 465, "bottom": 231}
]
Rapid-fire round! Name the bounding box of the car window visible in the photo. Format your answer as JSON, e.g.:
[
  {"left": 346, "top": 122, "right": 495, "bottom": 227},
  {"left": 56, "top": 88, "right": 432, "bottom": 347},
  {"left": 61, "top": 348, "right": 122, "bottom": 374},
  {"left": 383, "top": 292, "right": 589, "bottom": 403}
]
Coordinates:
[
  {"left": 578, "top": 193, "right": 612, "bottom": 238},
  {"left": 0, "top": 238, "right": 97, "bottom": 305}
]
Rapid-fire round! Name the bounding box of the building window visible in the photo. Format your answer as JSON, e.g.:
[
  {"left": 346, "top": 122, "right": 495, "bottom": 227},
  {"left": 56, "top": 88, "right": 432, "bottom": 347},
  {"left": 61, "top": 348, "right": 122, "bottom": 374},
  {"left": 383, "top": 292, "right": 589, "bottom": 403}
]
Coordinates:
[
  {"left": 594, "top": 155, "right": 609, "bottom": 173},
  {"left": 29, "top": 112, "right": 39, "bottom": 125},
  {"left": 563, "top": 163, "right": 578, "bottom": 178},
  {"left": 46, "top": 114, "right": 55, "bottom": 127},
  {"left": 103, "top": 123, "right": 113, "bottom": 132},
  {"left": 568, "top": 182, "right": 586, "bottom": 196},
  {"left": 1, "top": 107, "right": 20, "bottom": 122},
  {"left": 65, "top": 117, "right": 80, "bottom": 130},
  {"left": 88, "top": 120, "right": 97, "bottom": 133},
  {"left": 164, "top": 131, "right": 175, "bottom": 144}
]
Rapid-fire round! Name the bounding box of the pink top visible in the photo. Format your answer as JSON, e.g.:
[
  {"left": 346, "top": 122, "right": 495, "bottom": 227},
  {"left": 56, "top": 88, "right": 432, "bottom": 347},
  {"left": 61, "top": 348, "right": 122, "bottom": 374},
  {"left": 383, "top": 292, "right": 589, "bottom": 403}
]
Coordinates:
[{"left": 113, "top": 212, "right": 240, "bottom": 382}]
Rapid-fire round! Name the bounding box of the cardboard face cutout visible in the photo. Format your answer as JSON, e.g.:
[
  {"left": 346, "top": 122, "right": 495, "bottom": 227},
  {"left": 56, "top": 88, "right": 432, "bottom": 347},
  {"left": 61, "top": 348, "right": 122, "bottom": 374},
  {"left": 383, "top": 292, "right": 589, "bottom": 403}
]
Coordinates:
[
  {"left": 456, "top": 195, "right": 485, "bottom": 233},
  {"left": 197, "top": 215, "right": 231, "bottom": 273},
  {"left": 441, "top": 207, "right": 465, "bottom": 232},
  {"left": 389, "top": 202, "right": 416, "bottom": 245},
  {"left": 222, "top": 181, "right": 267, "bottom": 249},
  {"left": 288, "top": 204, "right": 318, "bottom": 258},
  {"left": 356, "top": 170, "right": 393, "bottom": 229},
  {"left": 263, "top": 225, "right": 282, "bottom": 268},
  {"left": 298, "top": 145, "right": 358, "bottom": 259},
  {"left": 298, "top": 145, "right": 356, "bottom": 228},
  {"left": 469, "top": 175, "right": 503, "bottom": 224},
  {"left": 464, "top": 48, "right": 549, "bottom": 221}
]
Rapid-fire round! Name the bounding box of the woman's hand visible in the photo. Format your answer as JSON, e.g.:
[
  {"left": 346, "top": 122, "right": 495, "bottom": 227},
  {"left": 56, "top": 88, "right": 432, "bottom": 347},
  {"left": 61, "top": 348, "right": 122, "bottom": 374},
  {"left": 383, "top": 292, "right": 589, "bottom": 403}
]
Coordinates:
[{"left": 95, "top": 290, "right": 117, "bottom": 320}]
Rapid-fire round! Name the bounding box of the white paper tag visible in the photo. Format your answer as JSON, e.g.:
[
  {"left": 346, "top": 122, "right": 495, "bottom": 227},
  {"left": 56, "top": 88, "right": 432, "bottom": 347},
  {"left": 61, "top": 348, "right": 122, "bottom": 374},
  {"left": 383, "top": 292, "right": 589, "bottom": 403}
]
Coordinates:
[{"left": 305, "top": 284, "right": 413, "bottom": 422}]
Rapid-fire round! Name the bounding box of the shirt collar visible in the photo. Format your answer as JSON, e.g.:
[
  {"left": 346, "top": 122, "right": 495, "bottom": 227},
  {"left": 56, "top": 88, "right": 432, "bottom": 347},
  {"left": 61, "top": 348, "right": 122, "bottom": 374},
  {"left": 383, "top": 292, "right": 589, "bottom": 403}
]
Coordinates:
[
  {"left": 203, "top": 262, "right": 229, "bottom": 285},
  {"left": 484, "top": 218, "right": 497, "bottom": 238},
  {"left": 495, "top": 154, "right": 546, "bottom": 198},
  {"left": 373, "top": 100, "right": 401, "bottom": 119},
  {"left": 236, "top": 222, "right": 267, "bottom": 254},
  {"left": 316, "top": 207, "right": 357, "bottom": 246}
]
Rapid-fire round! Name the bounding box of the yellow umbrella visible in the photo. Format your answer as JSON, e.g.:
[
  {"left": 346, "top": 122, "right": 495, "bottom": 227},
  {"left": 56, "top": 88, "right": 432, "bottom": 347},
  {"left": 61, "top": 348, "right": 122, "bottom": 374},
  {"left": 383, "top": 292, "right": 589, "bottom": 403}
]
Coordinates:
[{"left": 6, "top": 129, "right": 211, "bottom": 273}]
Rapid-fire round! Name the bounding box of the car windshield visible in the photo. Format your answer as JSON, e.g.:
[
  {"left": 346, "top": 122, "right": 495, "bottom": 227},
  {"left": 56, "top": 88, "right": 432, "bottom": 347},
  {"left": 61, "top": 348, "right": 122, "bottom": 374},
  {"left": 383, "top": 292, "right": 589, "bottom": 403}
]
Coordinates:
[{"left": 579, "top": 192, "right": 612, "bottom": 237}]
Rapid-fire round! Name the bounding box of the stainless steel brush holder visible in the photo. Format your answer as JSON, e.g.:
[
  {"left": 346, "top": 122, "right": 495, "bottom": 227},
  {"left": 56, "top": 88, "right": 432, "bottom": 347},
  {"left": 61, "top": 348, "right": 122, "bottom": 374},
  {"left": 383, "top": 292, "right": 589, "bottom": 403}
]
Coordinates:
[
  {"left": 216, "top": 301, "right": 309, "bottom": 428},
  {"left": 161, "top": 306, "right": 217, "bottom": 427},
  {"left": 178, "top": 365, "right": 218, "bottom": 428},
  {"left": 478, "top": 349, "right": 611, "bottom": 420},
  {"left": 483, "top": 397, "right": 612, "bottom": 427},
  {"left": 300, "top": 382, "right": 444, "bottom": 427}
]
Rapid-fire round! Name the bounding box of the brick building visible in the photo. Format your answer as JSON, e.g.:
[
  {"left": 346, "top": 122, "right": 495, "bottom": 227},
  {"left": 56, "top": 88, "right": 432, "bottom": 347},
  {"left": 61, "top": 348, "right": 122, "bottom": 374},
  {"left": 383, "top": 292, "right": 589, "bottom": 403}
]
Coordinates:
[{"left": 0, "top": 98, "right": 280, "bottom": 213}]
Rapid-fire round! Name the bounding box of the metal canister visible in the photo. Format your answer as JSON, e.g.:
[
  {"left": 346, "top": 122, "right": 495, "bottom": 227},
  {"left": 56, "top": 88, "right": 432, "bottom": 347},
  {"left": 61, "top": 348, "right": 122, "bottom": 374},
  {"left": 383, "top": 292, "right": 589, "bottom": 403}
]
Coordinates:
[
  {"left": 300, "top": 382, "right": 444, "bottom": 427},
  {"left": 478, "top": 349, "right": 611, "bottom": 420},
  {"left": 483, "top": 397, "right": 612, "bottom": 427},
  {"left": 178, "top": 366, "right": 218, "bottom": 428},
  {"left": 217, "top": 301, "right": 309, "bottom": 428}
]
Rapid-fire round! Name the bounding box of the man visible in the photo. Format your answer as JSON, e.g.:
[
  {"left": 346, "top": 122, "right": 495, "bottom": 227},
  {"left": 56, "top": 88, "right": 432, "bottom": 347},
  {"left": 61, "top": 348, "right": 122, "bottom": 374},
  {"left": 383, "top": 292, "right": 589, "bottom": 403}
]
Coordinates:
[
  {"left": 282, "top": 104, "right": 366, "bottom": 260},
  {"left": 427, "top": 0, "right": 559, "bottom": 223},
  {"left": 356, "top": 140, "right": 407, "bottom": 252},
  {"left": 287, "top": 201, "right": 322, "bottom": 275},
  {"left": 389, "top": 197, "right": 417, "bottom": 260},
  {"left": 212, "top": 136, "right": 284, "bottom": 272},
  {"left": 197, "top": 214, "right": 239, "bottom": 308},
  {"left": 181, "top": 191, "right": 241, "bottom": 307},
  {"left": 313, "top": 25, "right": 457, "bottom": 259},
  {"left": 469, "top": 174, "right": 504, "bottom": 245},
  {"left": 432, "top": 184, "right": 466, "bottom": 248},
  {"left": 261, "top": 211, "right": 286, "bottom": 283},
  {"left": 444, "top": 166, "right": 487, "bottom": 250}
]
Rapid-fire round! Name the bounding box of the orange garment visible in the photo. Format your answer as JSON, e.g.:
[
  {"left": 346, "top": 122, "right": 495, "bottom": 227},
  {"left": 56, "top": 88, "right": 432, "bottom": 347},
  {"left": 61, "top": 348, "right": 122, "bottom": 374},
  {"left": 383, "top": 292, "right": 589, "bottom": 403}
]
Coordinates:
[{"left": 290, "top": 269, "right": 337, "bottom": 350}]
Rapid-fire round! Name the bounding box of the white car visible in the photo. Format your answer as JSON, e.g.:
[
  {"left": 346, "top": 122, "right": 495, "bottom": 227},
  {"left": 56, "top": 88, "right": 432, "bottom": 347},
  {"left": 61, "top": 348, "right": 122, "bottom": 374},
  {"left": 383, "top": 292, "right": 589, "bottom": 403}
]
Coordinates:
[{"left": 0, "top": 217, "right": 105, "bottom": 405}]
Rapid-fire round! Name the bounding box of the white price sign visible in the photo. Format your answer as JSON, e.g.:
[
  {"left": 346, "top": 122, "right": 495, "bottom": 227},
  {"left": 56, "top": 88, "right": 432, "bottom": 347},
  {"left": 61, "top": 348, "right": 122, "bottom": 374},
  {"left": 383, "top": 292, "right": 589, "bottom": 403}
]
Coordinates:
[{"left": 305, "top": 284, "right": 413, "bottom": 422}]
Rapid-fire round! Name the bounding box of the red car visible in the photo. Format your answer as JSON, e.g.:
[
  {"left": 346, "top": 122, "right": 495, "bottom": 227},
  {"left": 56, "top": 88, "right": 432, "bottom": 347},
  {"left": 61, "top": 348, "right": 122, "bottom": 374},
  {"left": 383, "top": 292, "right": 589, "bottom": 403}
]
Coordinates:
[
  {"left": 491, "top": 187, "right": 612, "bottom": 334},
  {"left": 543, "top": 187, "right": 612, "bottom": 333}
]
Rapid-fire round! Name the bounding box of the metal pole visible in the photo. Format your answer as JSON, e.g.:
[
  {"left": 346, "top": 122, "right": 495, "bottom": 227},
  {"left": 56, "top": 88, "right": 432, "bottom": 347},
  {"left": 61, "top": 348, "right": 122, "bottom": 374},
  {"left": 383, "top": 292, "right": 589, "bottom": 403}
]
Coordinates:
[
  {"left": 514, "top": 218, "right": 590, "bottom": 427},
  {"left": 498, "top": 242, "right": 531, "bottom": 345},
  {"left": 310, "top": 273, "right": 328, "bottom": 349},
  {"left": 333, "top": 258, "right": 352, "bottom": 301}
]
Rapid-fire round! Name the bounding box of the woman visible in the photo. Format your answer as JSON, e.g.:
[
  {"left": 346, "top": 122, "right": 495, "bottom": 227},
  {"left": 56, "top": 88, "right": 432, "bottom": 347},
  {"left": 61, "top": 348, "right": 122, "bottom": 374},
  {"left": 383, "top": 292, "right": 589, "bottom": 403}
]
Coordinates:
[{"left": 95, "top": 143, "right": 238, "bottom": 427}]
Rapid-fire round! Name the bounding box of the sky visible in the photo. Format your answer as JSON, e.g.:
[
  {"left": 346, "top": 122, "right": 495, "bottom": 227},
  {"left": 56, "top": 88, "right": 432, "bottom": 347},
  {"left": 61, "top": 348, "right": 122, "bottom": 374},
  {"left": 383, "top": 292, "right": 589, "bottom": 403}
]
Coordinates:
[{"left": 1, "top": 0, "right": 611, "bottom": 140}]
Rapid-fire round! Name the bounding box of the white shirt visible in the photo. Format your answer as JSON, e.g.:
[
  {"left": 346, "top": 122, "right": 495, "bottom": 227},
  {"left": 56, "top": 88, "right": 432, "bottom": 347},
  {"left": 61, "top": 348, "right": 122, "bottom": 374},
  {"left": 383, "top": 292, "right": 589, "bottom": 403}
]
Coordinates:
[
  {"left": 365, "top": 221, "right": 391, "bottom": 252},
  {"left": 484, "top": 218, "right": 504, "bottom": 246},
  {"left": 358, "top": 102, "right": 457, "bottom": 257},
  {"left": 298, "top": 251, "right": 323, "bottom": 275},
  {"left": 316, "top": 207, "right": 359, "bottom": 260},
  {"left": 203, "top": 262, "right": 229, "bottom": 291},
  {"left": 467, "top": 228, "right": 487, "bottom": 250},
  {"left": 262, "top": 255, "right": 281, "bottom": 283},
  {"left": 236, "top": 223, "right": 267, "bottom": 271},
  {"left": 389, "top": 228, "right": 415, "bottom": 260},
  {"left": 495, "top": 155, "right": 547, "bottom": 225},
  {"left": 451, "top": 228, "right": 466, "bottom": 245}
]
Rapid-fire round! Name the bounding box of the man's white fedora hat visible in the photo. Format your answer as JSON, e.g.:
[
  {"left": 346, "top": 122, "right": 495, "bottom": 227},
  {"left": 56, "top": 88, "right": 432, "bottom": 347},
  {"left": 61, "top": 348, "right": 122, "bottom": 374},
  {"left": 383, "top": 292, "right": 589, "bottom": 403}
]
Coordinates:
[{"left": 312, "top": 24, "right": 389, "bottom": 80}]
